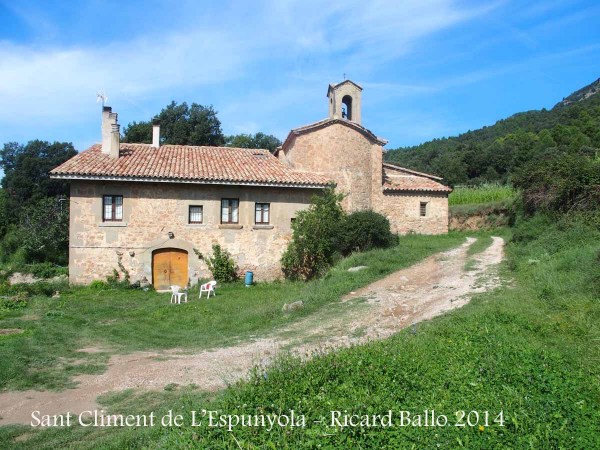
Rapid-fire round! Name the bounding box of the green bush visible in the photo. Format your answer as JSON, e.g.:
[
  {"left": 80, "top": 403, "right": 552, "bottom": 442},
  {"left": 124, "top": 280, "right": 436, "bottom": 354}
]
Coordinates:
[
  {"left": 89, "top": 280, "right": 110, "bottom": 290},
  {"left": 105, "top": 269, "right": 136, "bottom": 289},
  {"left": 0, "top": 292, "right": 28, "bottom": 311},
  {"left": 14, "top": 262, "right": 68, "bottom": 279},
  {"left": 338, "top": 210, "right": 397, "bottom": 255},
  {"left": 0, "top": 226, "right": 24, "bottom": 264},
  {"left": 0, "top": 279, "right": 68, "bottom": 298},
  {"left": 514, "top": 152, "right": 600, "bottom": 215},
  {"left": 281, "top": 188, "right": 345, "bottom": 280},
  {"left": 206, "top": 244, "right": 238, "bottom": 283}
]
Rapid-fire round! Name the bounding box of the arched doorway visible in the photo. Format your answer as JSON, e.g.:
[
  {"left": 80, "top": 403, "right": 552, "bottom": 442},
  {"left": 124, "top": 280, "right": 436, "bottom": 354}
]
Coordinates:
[{"left": 152, "top": 248, "right": 188, "bottom": 290}]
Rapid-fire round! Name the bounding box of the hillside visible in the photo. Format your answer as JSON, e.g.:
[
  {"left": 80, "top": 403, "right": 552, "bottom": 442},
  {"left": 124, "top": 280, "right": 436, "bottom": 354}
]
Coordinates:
[
  {"left": 385, "top": 77, "right": 600, "bottom": 185},
  {"left": 556, "top": 77, "right": 600, "bottom": 107}
]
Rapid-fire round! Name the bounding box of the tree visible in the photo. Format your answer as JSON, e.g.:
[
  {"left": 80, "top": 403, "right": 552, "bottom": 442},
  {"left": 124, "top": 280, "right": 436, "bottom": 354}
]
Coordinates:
[
  {"left": 225, "top": 133, "right": 282, "bottom": 152},
  {"left": 120, "top": 121, "right": 152, "bottom": 144},
  {"left": 122, "top": 101, "right": 225, "bottom": 146},
  {"left": 514, "top": 152, "right": 600, "bottom": 215},
  {"left": 0, "top": 189, "right": 8, "bottom": 238},
  {"left": 281, "top": 188, "right": 345, "bottom": 280},
  {"left": 384, "top": 82, "right": 600, "bottom": 187},
  {"left": 18, "top": 197, "right": 69, "bottom": 264},
  {"left": 0, "top": 140, "right": 76, "bottom": 222}
]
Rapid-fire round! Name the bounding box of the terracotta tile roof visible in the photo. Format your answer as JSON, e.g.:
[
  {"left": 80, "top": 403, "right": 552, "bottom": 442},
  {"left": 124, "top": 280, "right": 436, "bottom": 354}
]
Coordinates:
[
  {"left": 50, "top": 144, "right": 331, "bottom": 188},
  {"left": 383, "top": 164, "right": 451, "bottom": 193}
]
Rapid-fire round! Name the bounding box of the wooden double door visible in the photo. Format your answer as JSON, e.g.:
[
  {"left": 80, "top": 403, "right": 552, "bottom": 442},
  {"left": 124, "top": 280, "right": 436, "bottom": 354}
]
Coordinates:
[{"left": 152, "top": 248, "right": 188, "bottom": 290}]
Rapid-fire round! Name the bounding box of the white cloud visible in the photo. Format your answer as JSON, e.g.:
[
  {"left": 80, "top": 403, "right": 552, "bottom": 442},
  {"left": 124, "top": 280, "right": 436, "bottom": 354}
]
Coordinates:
[
  {"left": 0, "top": 0, "right": 497, "bottom": 147},
  {"left": 0, "top": 27, "right": 254, "bottom": 125}
]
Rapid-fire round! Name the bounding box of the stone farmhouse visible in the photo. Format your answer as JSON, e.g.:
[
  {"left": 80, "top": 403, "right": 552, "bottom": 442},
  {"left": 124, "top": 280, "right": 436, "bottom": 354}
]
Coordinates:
[{"left": 50, "top": 80, "right": 451, "bottom": 289}]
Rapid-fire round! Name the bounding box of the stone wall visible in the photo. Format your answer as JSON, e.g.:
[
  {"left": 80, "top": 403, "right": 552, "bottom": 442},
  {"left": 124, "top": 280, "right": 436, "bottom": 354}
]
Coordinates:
[
  {"left": 373, "top": 191, "right": 449, "bottom": 235},
  {"left": 68, "top": 181, "right": 316, "bottom": 285},
  {"left": 281, "top": 122, "right": 380, "bottom": 212}
]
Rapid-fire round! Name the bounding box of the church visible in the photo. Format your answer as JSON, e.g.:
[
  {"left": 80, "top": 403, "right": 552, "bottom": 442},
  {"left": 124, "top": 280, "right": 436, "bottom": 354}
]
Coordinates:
[{"left": 50, "top": 80, "right": 451, "bottom": 288}]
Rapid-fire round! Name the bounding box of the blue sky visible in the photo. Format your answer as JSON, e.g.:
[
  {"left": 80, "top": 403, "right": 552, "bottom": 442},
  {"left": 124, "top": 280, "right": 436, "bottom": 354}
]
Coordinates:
[{"left": 0, "top": 0, "right": 599, "bottom": 155}]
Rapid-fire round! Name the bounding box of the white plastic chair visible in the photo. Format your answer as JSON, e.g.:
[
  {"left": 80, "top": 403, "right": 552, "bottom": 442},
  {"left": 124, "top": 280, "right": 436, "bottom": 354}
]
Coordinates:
[
  {"left": 199, "top": 281, "right": 217, "bottom": 299},
  {"left": 170, "top": 285, "right": 188, "bottom": 304}
]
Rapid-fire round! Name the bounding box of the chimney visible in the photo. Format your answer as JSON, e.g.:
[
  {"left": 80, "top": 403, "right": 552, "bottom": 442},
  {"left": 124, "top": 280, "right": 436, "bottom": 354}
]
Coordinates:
[
  {"left": 101, "top": 106, "right": 120, "bottom": 157},
  {"left": 110, "top": 123, "right": 120, "bottom": 158},
  {"left": 152, "top": 119, "right": 160, "bottom": 148}
]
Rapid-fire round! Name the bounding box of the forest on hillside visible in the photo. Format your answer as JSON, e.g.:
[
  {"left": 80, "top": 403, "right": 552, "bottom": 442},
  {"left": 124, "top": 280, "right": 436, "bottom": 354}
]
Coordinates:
[{"left": 385, "top": 78, "right": 600, "bottom": 187}]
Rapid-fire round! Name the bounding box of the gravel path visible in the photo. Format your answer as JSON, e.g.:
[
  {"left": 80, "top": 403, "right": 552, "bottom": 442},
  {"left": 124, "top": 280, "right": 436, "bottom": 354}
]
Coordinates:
[{"left": 0, "top": 237, "right": 504, "bottom": 425}]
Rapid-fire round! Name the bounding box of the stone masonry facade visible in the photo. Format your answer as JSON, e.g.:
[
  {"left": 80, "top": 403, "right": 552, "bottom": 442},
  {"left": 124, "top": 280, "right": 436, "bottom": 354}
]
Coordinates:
[
  {"left": 68, "top": 181, "right": 315, "bottom": 284},
  {"left": 280, "top": 121, "right": 449, "bottom": 235}
]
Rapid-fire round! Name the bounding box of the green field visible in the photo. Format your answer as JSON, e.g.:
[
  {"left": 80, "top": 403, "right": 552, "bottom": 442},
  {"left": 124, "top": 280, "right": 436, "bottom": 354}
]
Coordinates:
[{"left": 449, "top": 184, "right": 518, "bottom": 206}]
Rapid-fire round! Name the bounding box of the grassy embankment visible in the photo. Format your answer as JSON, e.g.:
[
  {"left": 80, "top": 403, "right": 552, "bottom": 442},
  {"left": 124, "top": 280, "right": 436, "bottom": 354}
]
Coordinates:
[
  {"left": 450, "top": 183, "right": 517, "bottom": 214},
  {"left": 2, "top": 214, "right": 597, "bottom": 449},
  {"left": 449, "top": 184, "right": 518, "bottom": 230}
]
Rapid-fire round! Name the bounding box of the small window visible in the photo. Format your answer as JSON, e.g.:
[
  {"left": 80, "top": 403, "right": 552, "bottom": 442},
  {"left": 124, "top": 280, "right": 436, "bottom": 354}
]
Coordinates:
[
  {"left": 103, "top": 195, "right": 123, "bottom": 222},
  {"left": 420, "top": 202, "right": 428, "bottom": 217},
  {"left": 255, "top": 203, "right": 270, "bottom": 224},
  {"left": 189, "top": 205, "right": 203, "bottom": 224},
  {"left": 221, "top": 198, "right": 239, "bottom": 224}
]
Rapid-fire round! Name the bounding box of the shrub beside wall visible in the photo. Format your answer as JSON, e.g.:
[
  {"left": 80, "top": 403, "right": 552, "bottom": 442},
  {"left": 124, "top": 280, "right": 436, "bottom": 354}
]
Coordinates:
[
  {"left": 338, "top": 210, "right": 397, "bottom": 255},
  {"left": 282, "top": 189, "right": 397, "bottom": 280}
]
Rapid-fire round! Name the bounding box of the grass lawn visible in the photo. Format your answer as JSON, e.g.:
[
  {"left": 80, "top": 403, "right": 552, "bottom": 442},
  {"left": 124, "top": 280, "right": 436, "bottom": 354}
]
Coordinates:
[{"left": 0, "top": 232, "right": 465, "bottom": 393}]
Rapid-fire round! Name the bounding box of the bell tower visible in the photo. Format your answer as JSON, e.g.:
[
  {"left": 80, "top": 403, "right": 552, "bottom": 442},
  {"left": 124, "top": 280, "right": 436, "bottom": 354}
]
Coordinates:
[{"left": 327, "top": 79, "right": 363, "bottom": 124}]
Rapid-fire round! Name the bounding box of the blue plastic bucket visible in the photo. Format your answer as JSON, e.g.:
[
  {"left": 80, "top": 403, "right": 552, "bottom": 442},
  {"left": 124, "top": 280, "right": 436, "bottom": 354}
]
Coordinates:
[{"left": 244, "top": 271, "right": 254, "bottom": 287}]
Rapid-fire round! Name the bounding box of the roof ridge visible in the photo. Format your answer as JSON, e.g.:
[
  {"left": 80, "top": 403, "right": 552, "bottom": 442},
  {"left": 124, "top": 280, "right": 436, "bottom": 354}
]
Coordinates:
[
  {"left": 118, "top": 143, "right": 272, "bottom": 153},
  {"left": 283, "top": 118, "right": 388, "bottom": 148},
  {"left": 382, "top": 162, "right": 443, "bottom": 180}
]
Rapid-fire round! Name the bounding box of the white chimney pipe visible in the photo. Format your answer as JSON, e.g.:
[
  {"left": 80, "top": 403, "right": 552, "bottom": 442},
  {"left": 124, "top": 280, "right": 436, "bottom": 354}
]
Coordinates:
[
  {"left": 101, "top": 107, "right": 112, "bottom": 154},
  {"left": 110, "top": 123, "right": 120, "bottom": 159},
  {"left": 101, "top": 106, "right": 119, "bottom": 156},
  {"left": 152, "top": 120, "right": 160, "bottom": 148}
]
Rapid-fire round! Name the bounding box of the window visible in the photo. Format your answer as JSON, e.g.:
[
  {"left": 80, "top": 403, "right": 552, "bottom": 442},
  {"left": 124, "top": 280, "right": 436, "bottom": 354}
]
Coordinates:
[
  {"left": 103, "top": 195, "right": 123, "bottom": 221},
  {"left": 255, "top": 203, "right": 270, "bottom": 224},
  {"left": 221, "top": 198, "right": 239, "bottom": 224},
  {"left": 188, "top": 205, "right": 203, "bottom": 224},
  {"left": 420, "top": 202, "right": 428, "bottom": 217}
]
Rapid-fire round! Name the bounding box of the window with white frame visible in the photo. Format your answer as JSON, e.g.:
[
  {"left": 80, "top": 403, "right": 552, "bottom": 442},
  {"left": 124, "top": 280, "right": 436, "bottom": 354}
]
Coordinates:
[
  {"left": 189, "top": 205, "right": 203, "bottom": 224},
  {"left": 221, "top": 198, "right": 239, "bottom": 224},
  {"left": 255, "top": 203, "right": 270, "bottom": 224},
  {"left": 103, "top": 195, "right": 123, "bottom": 221}
]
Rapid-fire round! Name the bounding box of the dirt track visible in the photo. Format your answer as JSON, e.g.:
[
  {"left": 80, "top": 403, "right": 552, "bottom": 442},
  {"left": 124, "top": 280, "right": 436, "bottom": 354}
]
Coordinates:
[{"left": 0, "top": 237, "right": 504, "bottom": 425}]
